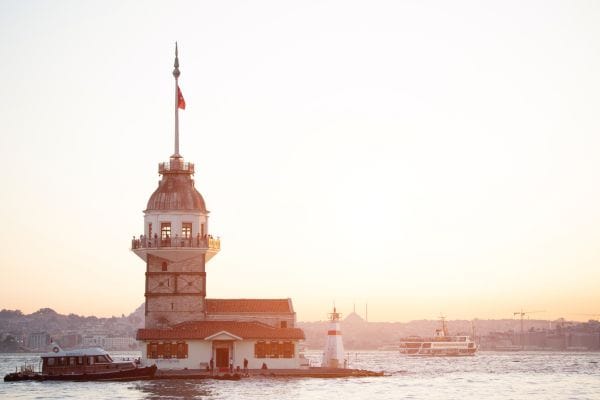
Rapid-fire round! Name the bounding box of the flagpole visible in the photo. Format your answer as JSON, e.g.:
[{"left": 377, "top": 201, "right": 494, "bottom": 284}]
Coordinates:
[{"left": 173, "top": 42, "right": 181, "bottom": 158}]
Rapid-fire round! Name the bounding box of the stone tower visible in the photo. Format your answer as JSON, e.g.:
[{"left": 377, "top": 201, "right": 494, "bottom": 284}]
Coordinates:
[{"left": 131, "top": 44, "right": 220, "bottom": 329}]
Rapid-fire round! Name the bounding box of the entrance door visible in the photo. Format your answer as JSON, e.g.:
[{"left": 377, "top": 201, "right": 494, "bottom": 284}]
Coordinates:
[{"left": 215, "top": 348, "right": 229, "bottom": 370}]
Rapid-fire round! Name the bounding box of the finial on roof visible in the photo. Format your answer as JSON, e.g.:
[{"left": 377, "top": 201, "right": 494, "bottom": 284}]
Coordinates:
[{"left": 173, "top": 42, "right": 180, "bottom": 79}]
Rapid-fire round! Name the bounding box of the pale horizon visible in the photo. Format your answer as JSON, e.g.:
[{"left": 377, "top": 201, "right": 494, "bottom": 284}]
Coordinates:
[{"left": 1, "top": 1, "right": 599, "bottom": 323}]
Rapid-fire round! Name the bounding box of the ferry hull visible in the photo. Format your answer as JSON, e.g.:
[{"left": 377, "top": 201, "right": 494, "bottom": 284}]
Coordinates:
[{"left": 400, "top": 348, "right": 477, "bottom": 357}]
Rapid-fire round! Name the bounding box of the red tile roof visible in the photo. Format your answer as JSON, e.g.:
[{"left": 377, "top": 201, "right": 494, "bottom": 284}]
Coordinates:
[
  {"left": 205, "top": 299, "right": 294, "bottom": 314},
  {"left": 137, "top": 320, "right": 305, "bottom": 341}
]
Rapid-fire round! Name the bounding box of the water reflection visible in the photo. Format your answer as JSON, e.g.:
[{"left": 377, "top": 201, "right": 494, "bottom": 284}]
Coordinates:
[{"left": 130, "top": 380, "right": 212, "bottom": 400}]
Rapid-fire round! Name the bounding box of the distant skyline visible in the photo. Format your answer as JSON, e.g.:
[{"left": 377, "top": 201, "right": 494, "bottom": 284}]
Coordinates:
[{"left": 1, "top": 1, "right": 599, "bottom": 322}]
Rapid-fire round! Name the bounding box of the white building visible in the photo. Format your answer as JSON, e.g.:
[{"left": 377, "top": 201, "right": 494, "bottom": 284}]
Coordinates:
[
  {"left": 102, "top": 336, "right": 137, "bottom": 350},
  {"left": 132, "top": 45, "right": 305, "bottom": 370}
]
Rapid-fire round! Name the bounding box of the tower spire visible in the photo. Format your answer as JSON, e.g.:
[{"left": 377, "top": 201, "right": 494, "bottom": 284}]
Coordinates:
[{"left": 173, "top": 42, "right": 182, "bottom": 158}]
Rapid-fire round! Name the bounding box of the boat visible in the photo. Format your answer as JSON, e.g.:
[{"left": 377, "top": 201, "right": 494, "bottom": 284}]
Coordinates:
[
  {"left": 399, "top": 317, "right": 477, "bottom": 356},
  {"left": 4, "top": 344, "right": 157, "bottom": 382}
]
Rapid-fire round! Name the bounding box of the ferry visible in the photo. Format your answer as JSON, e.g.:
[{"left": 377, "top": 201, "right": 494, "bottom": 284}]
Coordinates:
[
  {"left": 4, "top": 344, "right": 157, "bottom": 382},
  {"left": 399, "top": 318, "right": 477, "bottom": 356}
]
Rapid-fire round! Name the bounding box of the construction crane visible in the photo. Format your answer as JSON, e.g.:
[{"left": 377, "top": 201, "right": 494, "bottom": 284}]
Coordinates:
[{"left": 513, "top": 309, "right": 545, "bottom": 350}]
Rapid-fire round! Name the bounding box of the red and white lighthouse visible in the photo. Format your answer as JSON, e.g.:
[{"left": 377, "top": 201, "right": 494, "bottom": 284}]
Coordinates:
[{"left": 322, "top": 307, "right": 345, "bottom": 368}]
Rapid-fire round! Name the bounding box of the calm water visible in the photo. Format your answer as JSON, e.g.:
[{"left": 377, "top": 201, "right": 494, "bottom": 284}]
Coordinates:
[{"left": 1, "top": 351, "right": 599, "bottom": 399}]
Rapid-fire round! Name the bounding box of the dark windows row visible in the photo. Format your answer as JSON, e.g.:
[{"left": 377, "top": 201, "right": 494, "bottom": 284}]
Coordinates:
[
  {"left": 254, "top": 341, "right": 294, "bottom": 358},
  {"left": 149, "top": 222, "right": 202, "bottom": 239},
  {"left": 45, "top": 355, "right": 110, "bottom": 366},
  {"left": 147, "top": 342, "right": 188, "bottom": 359}
]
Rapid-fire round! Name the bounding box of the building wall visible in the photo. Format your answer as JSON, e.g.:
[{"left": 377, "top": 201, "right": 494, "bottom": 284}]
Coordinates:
[
  {"left": 27, "top": 332, "right": 50, "bottom": 350},
  {"left": 103, "top": 336, "right": 137, "bottom": 350},
  {"left": 206, "top": 313, "right": 296, "bottom": 328},
  {"left": 82, "top": 335, "right": 106, "bottom": 347},
  {"left": 145, "top": 253, "right": 206, "bottom": 328},
  {"left": 140, "top": 340, "right": 302, "bottom": 370},
  {"left": 144, "top": 211, "right": 208, "bottom": 240},
  {"left": 140, "top": 340, "right": 213, "bottom": 369},
  {"left": 234, "top": 340, "right": 301, "bottom": 370}
]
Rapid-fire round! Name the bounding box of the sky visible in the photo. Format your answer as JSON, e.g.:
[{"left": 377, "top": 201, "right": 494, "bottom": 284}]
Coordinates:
[{"left": 1, "top": 0, "right": 599, "bottom": 322}]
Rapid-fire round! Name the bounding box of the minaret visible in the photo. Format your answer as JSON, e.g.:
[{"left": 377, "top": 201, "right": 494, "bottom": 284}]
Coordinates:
[
  {"left": 322, "top": 306, "right": 345, "bottom": 369},
  {"left": 131, "top": 43, "right": 220, "bottom": 329}
]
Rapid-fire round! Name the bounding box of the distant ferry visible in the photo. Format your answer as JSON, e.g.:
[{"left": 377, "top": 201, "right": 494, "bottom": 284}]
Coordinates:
[{"left": 399, "top": 317, "right": 477, "bottom": 356}]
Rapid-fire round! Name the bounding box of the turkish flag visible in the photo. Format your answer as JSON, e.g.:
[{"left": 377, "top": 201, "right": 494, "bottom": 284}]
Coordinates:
[{"left": 177, "top": 85, "right": 186, "bottom": 110}]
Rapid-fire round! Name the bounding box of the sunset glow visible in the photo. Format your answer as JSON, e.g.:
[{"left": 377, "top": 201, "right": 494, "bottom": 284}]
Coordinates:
[{"left": 1, "top": 1, "right": 599, "bottom": 322}]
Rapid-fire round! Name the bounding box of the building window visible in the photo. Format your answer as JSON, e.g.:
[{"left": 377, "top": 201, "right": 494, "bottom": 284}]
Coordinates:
[
  {"left": 162, "top": 262, "right": 168, "bottom": 272},
  {"left": 255, "top": 341, "right": 266, "bottom": 358},
  {"left": 148, "top": 343, "right": 158, "bottom": 359},
  {"left": 280, "top": 321, "right": 287, "bottom": 328},
  {"left": 182, "top": 222, "right": 192, "bottom": 238},
  {"left": 163, "top": 343, "right": 172, "bottom": 359},
  {"left": 254, "top": 341, "right": 294, "bottom": 358},
  {"left": 271, "top": 342, "right": 280, "bottom": 358},
  {"left": 283, "top": 342, "right": 294, "bottom": 358},
  {"left": 148, "top": 223, "right": 153, "bottom": 238},
  {"left": 176, "top": 342, "right": 188, "bottom": 359},
  {"left": 147, "top": 342, "right": 188, "bottom": 359},
  {"left": 161, "top": 222, "right": 171, "bottom": 240}
]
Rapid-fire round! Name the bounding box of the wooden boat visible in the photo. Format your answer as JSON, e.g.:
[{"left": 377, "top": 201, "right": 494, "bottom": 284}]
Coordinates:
[{"left": 4, "top": 344, "right": 157, "bottom": 382}]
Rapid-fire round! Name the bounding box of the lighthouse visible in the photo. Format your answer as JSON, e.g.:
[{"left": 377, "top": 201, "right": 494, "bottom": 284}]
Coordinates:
[
  {"left": 322, "top": 307, "right": 345, "bottom": 368},
  {"left": 131, "top": 43, "right": 220, "bottom": 329}
]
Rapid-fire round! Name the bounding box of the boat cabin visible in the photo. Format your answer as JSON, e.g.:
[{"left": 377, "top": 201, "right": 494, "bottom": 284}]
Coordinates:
[{"left": 41, "top": 347, "right": 135, "bottom": 375}]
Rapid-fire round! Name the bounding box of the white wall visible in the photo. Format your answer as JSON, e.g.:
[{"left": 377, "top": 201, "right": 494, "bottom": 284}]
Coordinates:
[
  {"left": 143, "top": 211, "right": 209, "bottom": 239},
  {"left": 140, "top": 340, "right": 302, "bottom": 370},
  {"left": 234, "top": 341, "right": 301, "bottom": 370},
  {"left": 139, "top": 340, "right": 213, "bottom": 370}
]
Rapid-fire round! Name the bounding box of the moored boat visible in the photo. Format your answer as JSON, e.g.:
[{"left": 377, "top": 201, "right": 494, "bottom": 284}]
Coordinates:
[{"left": 4, "top": 344, "right": 157, "bottom": 382}]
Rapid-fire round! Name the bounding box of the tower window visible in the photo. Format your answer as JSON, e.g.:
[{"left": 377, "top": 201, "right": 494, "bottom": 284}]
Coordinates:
[
  {"left": 162, "top": 262, "right": 168, "bottom": 271},
  {"left": 182, "top": 222, "right": 192, "bottom": 238},
  {"left": 148, "top": 223, "right": 153, "bottom": 238},
  {"left": 161, "top": 222, "right": 171, "bottom": 239}
]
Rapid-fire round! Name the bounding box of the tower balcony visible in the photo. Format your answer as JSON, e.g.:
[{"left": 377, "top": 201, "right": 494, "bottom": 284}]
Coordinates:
[
  {"left": 131, "top": 234, "right": 220, "bottom": 263},
  {"left": 158, "top": 159, "right": 194, "bottom": 174}
]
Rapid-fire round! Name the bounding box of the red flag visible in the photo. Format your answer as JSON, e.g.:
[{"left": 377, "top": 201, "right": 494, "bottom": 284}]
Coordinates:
[{"left": 177, "top": 85, "right": 186, "bottom": 110}]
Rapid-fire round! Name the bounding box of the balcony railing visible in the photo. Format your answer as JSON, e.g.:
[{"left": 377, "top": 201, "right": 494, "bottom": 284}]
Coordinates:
[
  {"left": 158, "top": 160, "right": 195, "bottom": 174},
  {"left": 131, "top": 234, "right": 220, "bottom": 251}
]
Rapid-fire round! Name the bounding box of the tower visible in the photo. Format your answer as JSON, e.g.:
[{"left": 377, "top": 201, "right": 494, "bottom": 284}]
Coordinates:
[
  {"left": 322, "top": 307, "right": 345, "bottom": 368},
  {"left": 131, "top": 44, "right": 220, "bottom": 329}
]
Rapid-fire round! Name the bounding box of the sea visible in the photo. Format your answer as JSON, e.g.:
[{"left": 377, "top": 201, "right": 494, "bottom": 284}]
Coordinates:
[{"left": 1, "top": 351, "right": 599, "bottom": 399}]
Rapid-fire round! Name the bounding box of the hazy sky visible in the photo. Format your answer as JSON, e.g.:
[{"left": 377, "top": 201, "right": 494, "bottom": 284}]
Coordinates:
[{"left": 1, "top": 1, "right": 599, "bottom": 322}]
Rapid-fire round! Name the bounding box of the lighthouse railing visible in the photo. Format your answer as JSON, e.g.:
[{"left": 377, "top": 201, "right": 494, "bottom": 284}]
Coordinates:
[{"left": 131, "top": 234, "right": 220, "bottom": 251}]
